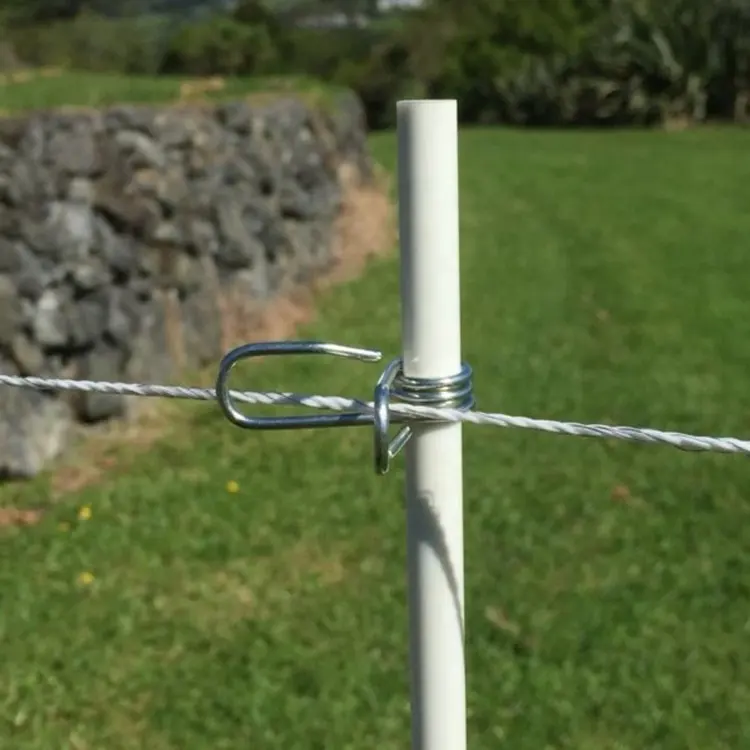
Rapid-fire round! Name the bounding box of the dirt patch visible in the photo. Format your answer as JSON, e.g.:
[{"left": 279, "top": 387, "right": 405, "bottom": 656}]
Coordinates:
[
  {"left": 663, "top": 116, "right": 692, "bottom": 132},
  {"left": 0, "top": 507, "right": 42, "bottom": 528},
  {"left": 42, "top": 165, "right": 395, "bottom": 502},
  {"left": 0, "top": 66, "right": 63, "bottom": 85},
  {"left": 178, "top": 76, "right": 226, "bottom": 101}
]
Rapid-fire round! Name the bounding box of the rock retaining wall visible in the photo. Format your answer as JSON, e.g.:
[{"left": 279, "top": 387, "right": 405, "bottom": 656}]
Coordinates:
[{"left": 0, "top": 91, "right": 377, "bottom": 478}]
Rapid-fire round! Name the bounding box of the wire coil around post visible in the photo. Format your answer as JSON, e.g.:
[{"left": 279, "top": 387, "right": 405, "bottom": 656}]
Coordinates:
[{"left": 373, "top": 360, "right": 474, "bottom": 475}]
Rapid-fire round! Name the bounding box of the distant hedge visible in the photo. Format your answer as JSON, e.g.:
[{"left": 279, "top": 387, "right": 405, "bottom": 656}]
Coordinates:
[
  {"left": 3, "top": 0, "right": 749, "bottom": 129},
  {"left": 6, "top": 13, "right": 173, "bottom": 75}
]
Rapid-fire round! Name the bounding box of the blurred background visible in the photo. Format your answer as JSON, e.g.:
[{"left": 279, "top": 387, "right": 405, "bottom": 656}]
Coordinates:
[{"left": 1, "top": 0, "right": 748, "bottom": 131}]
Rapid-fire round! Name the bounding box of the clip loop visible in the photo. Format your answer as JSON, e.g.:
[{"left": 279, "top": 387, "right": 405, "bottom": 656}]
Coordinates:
[{"left": 215, "top": 340, "right": 381, "bottom": 430}]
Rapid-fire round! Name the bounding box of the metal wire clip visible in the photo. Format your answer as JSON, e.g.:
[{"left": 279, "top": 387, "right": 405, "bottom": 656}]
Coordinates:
[{"left": 215, "top": 340, "right": 474, "bottom": 474}]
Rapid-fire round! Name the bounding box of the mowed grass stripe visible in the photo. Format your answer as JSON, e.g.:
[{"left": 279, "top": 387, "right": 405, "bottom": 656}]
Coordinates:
[
  {"left": 0, "top": 72, "right": 337, "bottom": 112},
  {"left": 0, "top": 128, "right": 749, "bottom": 748}
]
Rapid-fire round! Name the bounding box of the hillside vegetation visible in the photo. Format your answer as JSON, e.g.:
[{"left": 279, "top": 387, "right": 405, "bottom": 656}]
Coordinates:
[{"left": 2, "top": 0, "right": 749, "bottom": 129}]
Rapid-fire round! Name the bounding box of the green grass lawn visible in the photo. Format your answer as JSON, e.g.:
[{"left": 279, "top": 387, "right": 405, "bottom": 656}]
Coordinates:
[
  {"left": 0, "top": 72, "right": 336, "bottom": 113},
  {"left": 2, "top": 126, "right": 750, "bottom": 749}
]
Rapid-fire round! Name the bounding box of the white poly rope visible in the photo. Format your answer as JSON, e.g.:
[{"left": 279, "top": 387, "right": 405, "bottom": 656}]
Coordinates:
[{"left": 1, "top": 373, "right": 749, "bottom": 456}]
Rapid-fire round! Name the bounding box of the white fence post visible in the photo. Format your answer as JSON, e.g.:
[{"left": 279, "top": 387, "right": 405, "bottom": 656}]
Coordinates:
[{"left": 397, "top": 100, "right": 467, "bottom": 750}]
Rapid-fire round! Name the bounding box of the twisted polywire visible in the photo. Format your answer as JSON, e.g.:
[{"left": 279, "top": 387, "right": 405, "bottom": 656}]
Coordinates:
[{"left": 0, "top": 372, "right": 749, "bottom": 455}]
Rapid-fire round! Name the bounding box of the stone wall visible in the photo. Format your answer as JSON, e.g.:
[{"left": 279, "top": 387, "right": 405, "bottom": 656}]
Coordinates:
[{"left": 0, "top": 91, "right": 377, "bottom": 478}]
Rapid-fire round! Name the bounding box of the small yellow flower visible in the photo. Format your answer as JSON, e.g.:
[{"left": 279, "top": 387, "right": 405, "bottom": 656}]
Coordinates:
[
  {"left": 77, "top": 505, "right": 92, "bottom": 521},
  {"left": 58, "top": 522, "right": 70, "bottom": 532},
  {"left": 226, "top": 480, "right": 239, "bottom": 494},
  {"left": 77, "top": 571, "right": 94, "bottom": 586}
]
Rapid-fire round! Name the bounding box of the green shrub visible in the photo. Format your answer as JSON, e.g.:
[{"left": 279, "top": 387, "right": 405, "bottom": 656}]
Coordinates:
[
  {"left": 334, "top": 35, "right": 426, "bottom": 129},
  {"left": 160, "top": 15, "right": 278, "bottom": 76},
  {"left": 382, "top": 0, "right": 750, "bottom": 128},
  {"left": 8, "top": 13, "right": 169, "bottom": 74},
  {"left": 280, "top": 26, "right": 376, "bottom": 78}
]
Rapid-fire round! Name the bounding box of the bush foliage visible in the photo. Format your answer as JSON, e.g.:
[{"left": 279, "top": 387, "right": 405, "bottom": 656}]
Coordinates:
[{"left": 2, "top": 0, "right": 749, "bottom": 129}]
